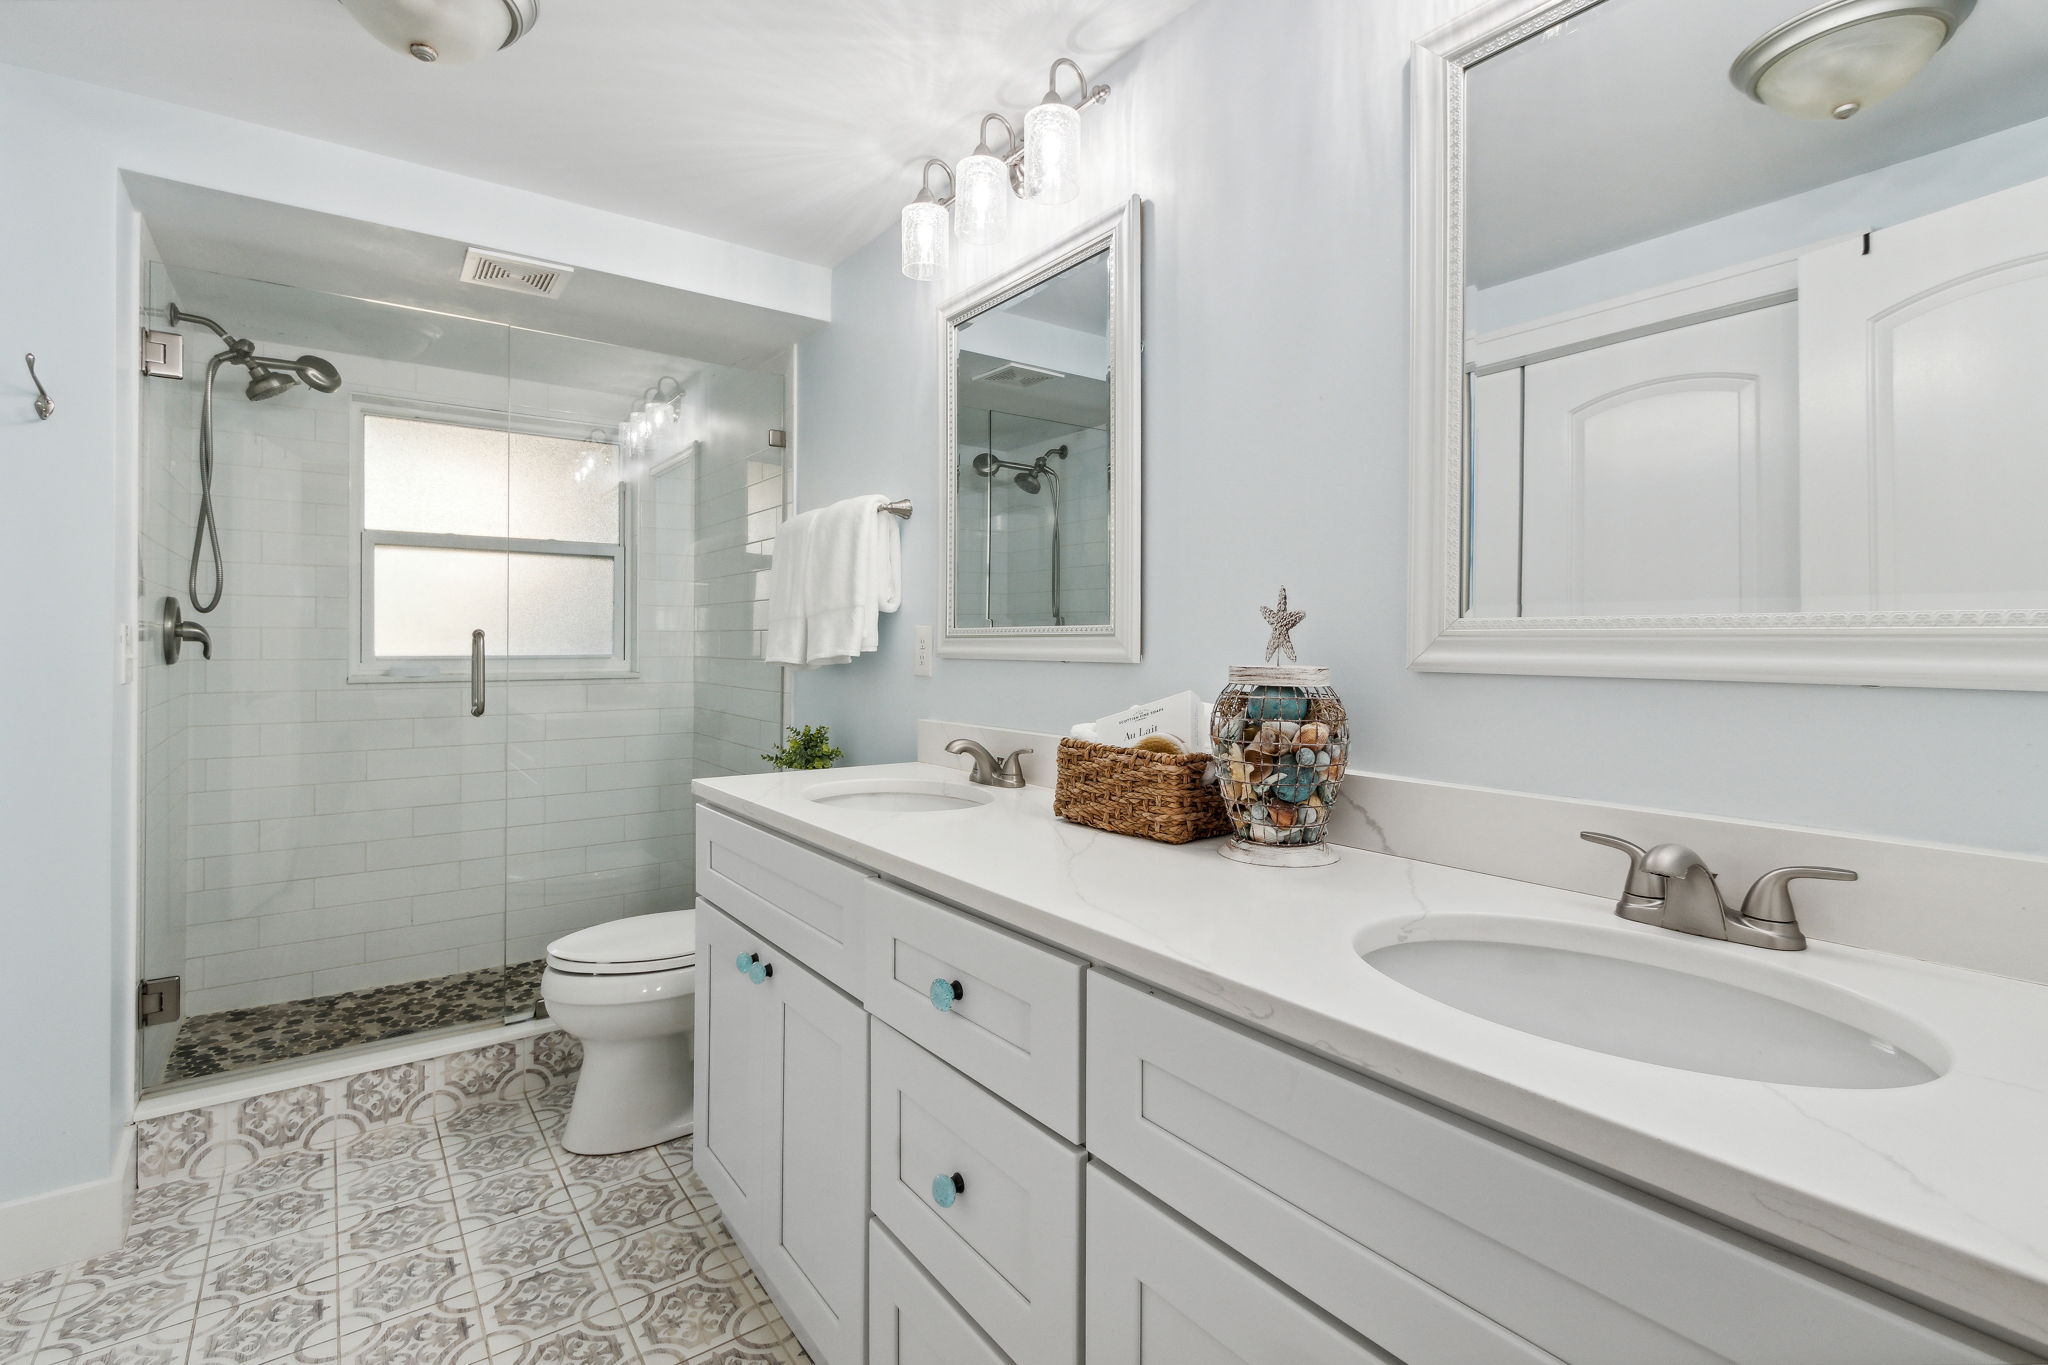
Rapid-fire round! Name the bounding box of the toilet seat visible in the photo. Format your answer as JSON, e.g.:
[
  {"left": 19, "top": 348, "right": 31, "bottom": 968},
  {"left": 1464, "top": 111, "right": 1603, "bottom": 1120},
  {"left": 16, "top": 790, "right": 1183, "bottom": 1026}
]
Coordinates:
[{"left": 545, "top": 908, "right": 697, "bottom": 976}]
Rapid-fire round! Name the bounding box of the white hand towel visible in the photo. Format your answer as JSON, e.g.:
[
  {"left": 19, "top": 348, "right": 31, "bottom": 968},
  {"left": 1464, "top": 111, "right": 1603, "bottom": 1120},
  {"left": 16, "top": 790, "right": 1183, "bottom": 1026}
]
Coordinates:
[
  {"left": 800, "top": 495, "right": 901, "bottom": 667},
  {"left": 763, "top": 508, "right": 817, "bottom": 667}
]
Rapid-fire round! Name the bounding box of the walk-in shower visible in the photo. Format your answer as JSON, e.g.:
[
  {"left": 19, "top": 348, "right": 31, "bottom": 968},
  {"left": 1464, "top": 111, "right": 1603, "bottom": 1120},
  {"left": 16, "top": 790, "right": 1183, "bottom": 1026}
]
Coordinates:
[
  {"left": 973, "top": 444, "right": 1068, "bottom": 625},
  {"left": 137, "top": 262, "right": 791, "bottom": 1093},
  {"left": 167, "top": 303, "right": 342, "bottom": 612}
]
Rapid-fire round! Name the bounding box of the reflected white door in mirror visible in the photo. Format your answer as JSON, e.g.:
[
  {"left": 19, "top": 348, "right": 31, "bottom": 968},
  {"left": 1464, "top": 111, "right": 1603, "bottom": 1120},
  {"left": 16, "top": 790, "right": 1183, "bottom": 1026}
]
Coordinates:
[
  {"left": 1409, "top": 0, "right": 2048, "bottom": 689},
  {"left": 941, "top": 196, "right": 1142, "bottom": 661}
]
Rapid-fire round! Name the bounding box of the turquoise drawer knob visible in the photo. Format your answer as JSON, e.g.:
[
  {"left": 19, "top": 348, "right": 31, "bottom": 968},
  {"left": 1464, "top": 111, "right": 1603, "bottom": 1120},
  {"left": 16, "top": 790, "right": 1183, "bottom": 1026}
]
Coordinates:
[
  {"left": 932, "top": 1172, "right": 965, "bottom": 1208},
  {"left": 929, "top": 978, "right": 964, "bottom": 1012},
  {"left": 738, "top": 952, "right": 771, "bottom": 984},
  {"left": 736, "top": 952, "right": 754, "bottom": 974}
]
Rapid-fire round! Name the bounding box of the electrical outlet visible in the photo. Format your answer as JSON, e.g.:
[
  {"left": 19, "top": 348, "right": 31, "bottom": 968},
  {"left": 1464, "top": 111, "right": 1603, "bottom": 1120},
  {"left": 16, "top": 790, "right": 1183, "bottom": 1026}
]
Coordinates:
[{"left": 914, "top": 625, "right": 934, "bottom": 677}]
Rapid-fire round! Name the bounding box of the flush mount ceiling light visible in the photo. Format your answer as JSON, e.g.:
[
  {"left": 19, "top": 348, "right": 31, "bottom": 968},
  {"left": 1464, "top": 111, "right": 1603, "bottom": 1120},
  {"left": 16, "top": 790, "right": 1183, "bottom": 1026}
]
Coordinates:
[
  {"left": 1730, "top": 0, "right": 1973, "bottom": 121},
  {"left": 899, "top": 58, "right": 1110, "bottom": 281},
  {"left": 338, "top": 0, "right": 540, "bottom": 64}
]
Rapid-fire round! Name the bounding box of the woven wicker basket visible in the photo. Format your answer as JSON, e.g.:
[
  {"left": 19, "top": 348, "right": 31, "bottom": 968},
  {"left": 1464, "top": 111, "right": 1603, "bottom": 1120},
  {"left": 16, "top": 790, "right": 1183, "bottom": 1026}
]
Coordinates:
[{"left": 1052, "top": 737, "right": 1233, "bottom": 844}]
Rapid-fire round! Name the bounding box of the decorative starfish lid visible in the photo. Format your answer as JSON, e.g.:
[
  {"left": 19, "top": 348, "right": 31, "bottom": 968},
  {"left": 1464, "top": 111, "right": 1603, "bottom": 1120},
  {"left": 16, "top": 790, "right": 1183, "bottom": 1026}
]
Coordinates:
[{"left": 1229, "top": 586, "right": 1329, "bottom": 686}]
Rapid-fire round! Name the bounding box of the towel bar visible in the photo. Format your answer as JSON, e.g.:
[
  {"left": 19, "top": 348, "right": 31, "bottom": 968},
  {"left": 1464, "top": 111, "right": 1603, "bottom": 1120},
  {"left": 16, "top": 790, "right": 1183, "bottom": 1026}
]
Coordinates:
[{"left": 883, "top": 499, "right": 913, "bottom": 520}]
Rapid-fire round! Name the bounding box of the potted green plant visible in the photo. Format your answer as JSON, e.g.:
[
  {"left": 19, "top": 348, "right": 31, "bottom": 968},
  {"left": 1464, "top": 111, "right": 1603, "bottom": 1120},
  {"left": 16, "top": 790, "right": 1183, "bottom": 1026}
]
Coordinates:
[{"left": 762, "top": 724, "right": 844, "bottom": 771}]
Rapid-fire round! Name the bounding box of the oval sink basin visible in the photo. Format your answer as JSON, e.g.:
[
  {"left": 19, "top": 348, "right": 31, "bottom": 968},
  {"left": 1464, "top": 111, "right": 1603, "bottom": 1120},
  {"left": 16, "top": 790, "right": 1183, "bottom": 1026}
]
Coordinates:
[
  {"left": 1363, "top": 926, "right": 1941, "bottom": 1089},
  {"left": 805, "top": 778, "right": 994, "bottom": 813}
]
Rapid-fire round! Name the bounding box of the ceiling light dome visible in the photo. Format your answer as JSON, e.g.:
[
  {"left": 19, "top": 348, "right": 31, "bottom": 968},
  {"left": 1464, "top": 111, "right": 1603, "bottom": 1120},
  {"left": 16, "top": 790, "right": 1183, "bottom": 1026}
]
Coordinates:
[
  {"left": 338, "top": 0, "right": 540, "bottom": 65},
  {"left": 1731, "top": 0, "right": 1972, "bottom": 120}
]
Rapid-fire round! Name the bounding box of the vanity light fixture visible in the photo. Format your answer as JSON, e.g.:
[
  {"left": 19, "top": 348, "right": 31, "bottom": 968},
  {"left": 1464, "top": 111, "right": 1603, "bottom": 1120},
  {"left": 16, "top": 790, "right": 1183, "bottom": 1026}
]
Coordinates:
[
  {"left": 1730, "top": 0, "right": 1973, "bottom": 121},
  {"left": 617, "top": 376, "right": 683, "bottom": 464},
  {"left": 898, "top": 58, "right": 1111, "bottom": 280},
  {"left": 901, "top": 160, "right": 955, "bottom": 282},
  {"left": 955, "top": 116, "right": 1018, "bottom": 246},
  {"left": 337, "top": 0, "right": 540, "bottom": 64}
]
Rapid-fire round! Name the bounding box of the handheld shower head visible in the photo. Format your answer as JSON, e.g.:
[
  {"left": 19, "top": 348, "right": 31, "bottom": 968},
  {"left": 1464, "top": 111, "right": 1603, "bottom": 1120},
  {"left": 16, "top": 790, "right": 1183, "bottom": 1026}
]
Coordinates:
[
  {"left": 1014, "top": 471, "right": 1042, "bottom": 495},
  {"left": 293, "top": 355, "right": 343, "bottom": 394}
]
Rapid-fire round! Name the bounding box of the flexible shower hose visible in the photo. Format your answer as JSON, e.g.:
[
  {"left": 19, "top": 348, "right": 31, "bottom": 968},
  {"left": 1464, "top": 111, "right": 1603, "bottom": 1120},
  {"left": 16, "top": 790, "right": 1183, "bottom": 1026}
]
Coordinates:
[{"left": 187, "top": 352, "right": 229, "bottom": 614}]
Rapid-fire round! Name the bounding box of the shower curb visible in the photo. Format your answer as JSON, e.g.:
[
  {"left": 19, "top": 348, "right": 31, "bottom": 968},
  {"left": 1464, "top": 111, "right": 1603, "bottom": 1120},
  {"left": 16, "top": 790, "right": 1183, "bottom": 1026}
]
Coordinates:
[{"left": 133, "top": 1026, "right": 585, "bottom": 1187}]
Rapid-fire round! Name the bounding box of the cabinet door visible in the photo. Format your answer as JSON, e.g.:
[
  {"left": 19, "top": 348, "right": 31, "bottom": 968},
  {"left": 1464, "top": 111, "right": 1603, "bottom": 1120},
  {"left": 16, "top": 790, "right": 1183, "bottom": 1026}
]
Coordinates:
[
  {"left": 869, "top": 1218, "right": 1013, "bottom": 1365},
  {"left": 1087, "top": 1166, "right": 1395, "bottom": 1365},
  {"left": 695, "top": 901, "right": 774, "bottom": 1247},
  {"left": 695, "top": 901, "right": 869, "bottom": 1365},
  {"left": 758, "top": 938, "right": 870, "bottom": 1365}
]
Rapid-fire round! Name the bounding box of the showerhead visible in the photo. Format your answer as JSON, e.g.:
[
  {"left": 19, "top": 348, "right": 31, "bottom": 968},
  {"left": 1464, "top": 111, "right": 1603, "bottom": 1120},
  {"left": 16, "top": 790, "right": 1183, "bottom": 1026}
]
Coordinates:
[
  {"left": 292, "top": 355, "right": 343, "bottom": 394},
  {"left": 1014, "top": 471, "right": 1042, "bottom": 495},
  {"left": 243, "top": 366, "right": 299, "bottom": 402},
  {"left": 971, "top": 453, "right": 999, "bottom": 476}
]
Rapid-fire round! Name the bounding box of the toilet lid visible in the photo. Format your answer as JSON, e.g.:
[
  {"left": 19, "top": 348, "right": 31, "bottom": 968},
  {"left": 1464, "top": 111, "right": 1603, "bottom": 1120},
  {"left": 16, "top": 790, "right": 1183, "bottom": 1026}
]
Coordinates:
[{"left": 546, "top": 909, "right": 698, "bottom": 975}]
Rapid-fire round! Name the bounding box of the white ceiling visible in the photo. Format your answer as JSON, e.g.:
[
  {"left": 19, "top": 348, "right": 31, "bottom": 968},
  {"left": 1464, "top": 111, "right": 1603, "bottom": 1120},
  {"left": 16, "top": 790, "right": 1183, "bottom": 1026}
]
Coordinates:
[
  {"left": 130, "top": 175, "right": 816, "bottom": 369},
  {"left": 1468, "top": 0, "right": 2048, "bottom": 285},
  {"left": 0, "top": 0, "right": 1196, "bottom": 267}
]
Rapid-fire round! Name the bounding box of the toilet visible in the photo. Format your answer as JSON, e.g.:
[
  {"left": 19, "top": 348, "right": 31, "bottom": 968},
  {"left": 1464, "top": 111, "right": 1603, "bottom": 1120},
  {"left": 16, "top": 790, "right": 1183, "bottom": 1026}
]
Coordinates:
[{"left": 540, "top": 908, "right": 698, "bottom": 1156}]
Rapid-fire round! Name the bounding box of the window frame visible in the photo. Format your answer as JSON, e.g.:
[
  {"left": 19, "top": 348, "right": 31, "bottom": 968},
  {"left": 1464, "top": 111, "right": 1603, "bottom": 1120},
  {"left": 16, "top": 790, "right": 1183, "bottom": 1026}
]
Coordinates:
[{"left": 348, "top": 396, "right": 638, "bottom": 684}]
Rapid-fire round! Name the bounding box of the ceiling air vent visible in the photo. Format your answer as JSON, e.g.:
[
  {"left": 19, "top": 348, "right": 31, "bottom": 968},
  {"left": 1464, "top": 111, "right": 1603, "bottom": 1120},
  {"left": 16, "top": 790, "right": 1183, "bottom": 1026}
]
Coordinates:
[
  {"left": 459, "top": 247, "right": 573, "bottom": 299},
  {"left": 972, "top": 361, "right": 1062, "bottom": 387}
]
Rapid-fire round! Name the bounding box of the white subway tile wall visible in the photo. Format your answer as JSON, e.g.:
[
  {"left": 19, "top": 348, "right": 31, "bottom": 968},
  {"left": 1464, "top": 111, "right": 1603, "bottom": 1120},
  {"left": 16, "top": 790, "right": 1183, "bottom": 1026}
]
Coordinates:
[{"left": 138, "top": 281, "right": 789, "bottom": 1043}]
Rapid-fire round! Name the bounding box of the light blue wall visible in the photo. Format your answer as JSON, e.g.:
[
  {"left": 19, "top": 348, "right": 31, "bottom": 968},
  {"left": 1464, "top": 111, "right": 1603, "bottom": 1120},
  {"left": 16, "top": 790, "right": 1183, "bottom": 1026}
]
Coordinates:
[
  {"left": 0, "top": 61, "right": 828, "bottom": 1214},
  {"left": 793, "top": 0, "right": 2046, "bottom": 856},
  {"left": 1473, "top": 111, "right": 2048, "bottom": 333}
]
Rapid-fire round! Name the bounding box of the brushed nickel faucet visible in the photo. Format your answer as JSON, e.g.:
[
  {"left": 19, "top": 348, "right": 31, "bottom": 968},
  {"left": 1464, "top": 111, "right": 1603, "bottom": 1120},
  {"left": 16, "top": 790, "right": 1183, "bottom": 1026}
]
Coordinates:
[
  {"left": 1581, "top": 832, "right": 1857, "bottom": 951},
  {"left": 945, "top": 738, "right": 1033, "bottom": 788}
]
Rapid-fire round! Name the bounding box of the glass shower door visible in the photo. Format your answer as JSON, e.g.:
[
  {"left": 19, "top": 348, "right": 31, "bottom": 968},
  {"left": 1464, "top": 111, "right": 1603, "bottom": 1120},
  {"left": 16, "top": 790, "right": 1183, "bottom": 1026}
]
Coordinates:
[{"left": 136, "top": 266, "right": 517, "bottom": 1092}]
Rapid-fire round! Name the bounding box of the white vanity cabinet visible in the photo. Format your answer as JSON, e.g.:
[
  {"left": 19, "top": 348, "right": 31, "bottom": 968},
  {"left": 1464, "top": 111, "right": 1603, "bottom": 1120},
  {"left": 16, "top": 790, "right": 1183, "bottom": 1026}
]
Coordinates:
[
  {"left": 694, "top": 804, "right": 2022, "bottom": 1365},
  {"left": 1086, "top": 1165, "right": 1399, "bottom": 1365},
  {"left": 694, "top": 901, "right": 870, "bottom": 1365}
]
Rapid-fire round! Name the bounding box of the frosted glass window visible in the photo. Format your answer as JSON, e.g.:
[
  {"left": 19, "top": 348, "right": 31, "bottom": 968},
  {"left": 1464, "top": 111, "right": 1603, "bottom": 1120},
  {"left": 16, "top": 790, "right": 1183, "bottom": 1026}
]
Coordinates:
[
  {"left": 363, "top": 415, "right": 509, "bottom": 537},
  {"left": 372, "top": 547, "right": 615, "bottom": 658},
  {"left": 359, "top": 409, "right": 628, "bottom": 669},
  {"left": 510, "top": 435, "right": 618, "bottom": 542},
  {"left": 364, "top": 416, "right": 618, "bottom": 542}
]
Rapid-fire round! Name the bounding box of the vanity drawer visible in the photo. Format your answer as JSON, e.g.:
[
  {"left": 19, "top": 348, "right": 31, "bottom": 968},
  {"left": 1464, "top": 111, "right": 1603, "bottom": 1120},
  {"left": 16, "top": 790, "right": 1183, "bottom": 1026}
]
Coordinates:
[
  {"left": 1087, "top": 1164, "right": 1397, "bottom": 1365},
  {"left": 1087, "top": 974, "right": 2009, "bottom": 1365},
  {"left": 868, "top": 1218, "right": 1013, "bottom": 1365},
  {"left": 870, "top": 1020, "right": 1082, "bottom": 1365},
  {"left": 862, "top": 878, "right": 1085, "bottom": 1140},
  {"left": 695, "top": 805, "right": 873, "bottom": 995}
]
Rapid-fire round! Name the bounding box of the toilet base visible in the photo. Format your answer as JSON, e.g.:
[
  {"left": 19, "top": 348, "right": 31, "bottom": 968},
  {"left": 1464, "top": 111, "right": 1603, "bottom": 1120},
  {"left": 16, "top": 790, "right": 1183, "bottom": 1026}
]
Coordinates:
[{"left": 561, "top": 1035, "right": 696, "bottom": 1155}]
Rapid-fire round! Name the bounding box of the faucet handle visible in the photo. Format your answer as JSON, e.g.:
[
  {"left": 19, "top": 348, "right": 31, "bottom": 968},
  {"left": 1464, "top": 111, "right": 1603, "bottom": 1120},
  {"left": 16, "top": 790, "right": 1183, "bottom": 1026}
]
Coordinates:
[
  {"left": 1740, "top": 865, "right": 1857, "bottom": 926},
  {"left": 998, "top": 747, "right": 1033, "bottom": 772},
  {"left": 1580, "top": 832, "right": 1660, "bottom": 898}
]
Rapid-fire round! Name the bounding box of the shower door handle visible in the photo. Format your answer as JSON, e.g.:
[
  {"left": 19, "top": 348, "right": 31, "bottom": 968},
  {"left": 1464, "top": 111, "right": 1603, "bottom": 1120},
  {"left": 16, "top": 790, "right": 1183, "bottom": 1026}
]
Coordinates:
[{"left": 470, "top": 629, "right": 486, "bottom": 717}]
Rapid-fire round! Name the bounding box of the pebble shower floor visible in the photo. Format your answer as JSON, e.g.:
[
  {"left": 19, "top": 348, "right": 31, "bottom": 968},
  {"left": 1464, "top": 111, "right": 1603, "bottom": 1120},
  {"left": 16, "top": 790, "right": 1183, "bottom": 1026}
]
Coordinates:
[{"left": 0, "top": 1034, "right": 811, "bottom": 1365}]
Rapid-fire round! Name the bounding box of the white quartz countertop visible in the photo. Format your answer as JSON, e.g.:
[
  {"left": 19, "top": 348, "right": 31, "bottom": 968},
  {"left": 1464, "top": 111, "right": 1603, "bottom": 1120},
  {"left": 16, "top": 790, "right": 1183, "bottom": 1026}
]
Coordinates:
[{"left": 693, "top": 763, "right": 2048, "bottom": 1351}]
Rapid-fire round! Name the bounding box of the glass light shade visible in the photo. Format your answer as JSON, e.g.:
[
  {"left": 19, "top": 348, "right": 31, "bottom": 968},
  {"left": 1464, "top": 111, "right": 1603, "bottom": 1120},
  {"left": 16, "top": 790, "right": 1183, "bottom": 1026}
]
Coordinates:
[
  {"left": 1754, "top": 13, "right": 1948, "bottom": 119},
  {"left": 1023, "top": 101, "right": 1081, "bottom": 204},
  {"left": 901, "top": 199, "right": 950, "bottom": 281},
  {"left": 954, "top": 152, "right": 1011, "bottom": 245}
]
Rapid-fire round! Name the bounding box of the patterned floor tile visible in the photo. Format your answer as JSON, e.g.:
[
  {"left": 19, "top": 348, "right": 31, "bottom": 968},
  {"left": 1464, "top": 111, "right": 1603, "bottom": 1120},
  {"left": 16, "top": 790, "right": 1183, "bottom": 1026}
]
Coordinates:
[
  {"left": 186, "top": 1284, "right": 338, "bottom": 1365},
  {"left": 334, "top": 1305, "right": 491, "bottom": 1365},
  {"left": 10, "top": 1045, "right": 816, "bottom": 1365}
]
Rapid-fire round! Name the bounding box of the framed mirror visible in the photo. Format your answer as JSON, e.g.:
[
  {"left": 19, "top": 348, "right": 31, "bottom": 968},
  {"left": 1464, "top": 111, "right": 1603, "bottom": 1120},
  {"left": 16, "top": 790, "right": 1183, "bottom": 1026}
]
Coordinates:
[
  {"left": 1410, "top": 0, "right": 2048, "bottom": 689},
  {"left": 941, "top": 196, "right": 1142, "bottom": 661}
]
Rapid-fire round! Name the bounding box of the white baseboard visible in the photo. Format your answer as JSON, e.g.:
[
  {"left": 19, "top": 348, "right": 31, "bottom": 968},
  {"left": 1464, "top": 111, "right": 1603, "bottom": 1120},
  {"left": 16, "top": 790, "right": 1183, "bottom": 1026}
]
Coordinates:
[{"left": 0, "top": 1126, "right": 133, "bottom": 1281}]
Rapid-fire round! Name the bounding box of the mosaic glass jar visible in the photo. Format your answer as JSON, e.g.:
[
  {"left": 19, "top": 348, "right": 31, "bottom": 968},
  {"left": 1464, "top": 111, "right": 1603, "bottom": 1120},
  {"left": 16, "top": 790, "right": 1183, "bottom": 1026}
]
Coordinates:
[{"left": 1209, "top": 665, "right": 1348, "bottom": 866}]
